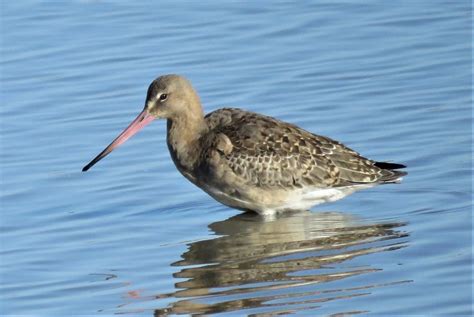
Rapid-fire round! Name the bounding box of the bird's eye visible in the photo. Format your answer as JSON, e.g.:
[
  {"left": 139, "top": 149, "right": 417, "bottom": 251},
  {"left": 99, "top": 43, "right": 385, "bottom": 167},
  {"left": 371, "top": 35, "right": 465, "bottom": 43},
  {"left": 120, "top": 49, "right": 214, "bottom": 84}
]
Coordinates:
[{"left": 159, "top": 93, "right": 168, "bottom": 101}]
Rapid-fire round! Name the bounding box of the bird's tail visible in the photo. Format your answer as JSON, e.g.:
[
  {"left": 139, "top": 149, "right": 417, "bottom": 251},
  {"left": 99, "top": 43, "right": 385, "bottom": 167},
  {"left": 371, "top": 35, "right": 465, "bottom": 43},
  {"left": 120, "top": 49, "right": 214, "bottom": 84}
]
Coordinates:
[{"left": 375, "top": 161, "right": 407, "bottom": 183}]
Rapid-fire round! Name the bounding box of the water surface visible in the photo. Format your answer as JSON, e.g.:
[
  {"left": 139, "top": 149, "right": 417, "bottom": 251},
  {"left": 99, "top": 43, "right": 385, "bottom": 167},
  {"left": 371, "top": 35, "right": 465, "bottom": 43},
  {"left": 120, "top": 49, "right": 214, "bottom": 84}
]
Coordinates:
[{"left": 1, "top": 1, "right": 472, "bottom": 315}]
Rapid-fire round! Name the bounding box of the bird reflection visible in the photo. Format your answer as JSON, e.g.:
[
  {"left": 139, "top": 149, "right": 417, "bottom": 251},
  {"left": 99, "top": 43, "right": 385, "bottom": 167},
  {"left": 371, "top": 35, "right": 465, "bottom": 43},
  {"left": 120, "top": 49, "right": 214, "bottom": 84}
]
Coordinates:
[{"left": 136, "top": 211, "right": 409, "bottom": 315}]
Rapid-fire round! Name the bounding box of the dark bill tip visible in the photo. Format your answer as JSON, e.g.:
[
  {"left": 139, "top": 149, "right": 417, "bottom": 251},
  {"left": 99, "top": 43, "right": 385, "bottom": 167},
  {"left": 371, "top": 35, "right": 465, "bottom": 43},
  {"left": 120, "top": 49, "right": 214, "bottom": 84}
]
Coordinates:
[
  {"left": 82, "top": 162, "right": 93, "bottom": 172},
  {"left": 82, "top": 147, "right": 111, "bottom": 172},
  {"left": 81, "top": 109, "right": 155, "bottom": 173}
]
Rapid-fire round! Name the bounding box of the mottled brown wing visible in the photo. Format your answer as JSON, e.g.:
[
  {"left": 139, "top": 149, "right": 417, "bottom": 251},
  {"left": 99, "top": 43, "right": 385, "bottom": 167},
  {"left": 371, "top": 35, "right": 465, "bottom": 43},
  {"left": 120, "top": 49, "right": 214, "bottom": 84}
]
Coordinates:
[{"left": 205, "top": 108, "right": 398, "bottom": 188}]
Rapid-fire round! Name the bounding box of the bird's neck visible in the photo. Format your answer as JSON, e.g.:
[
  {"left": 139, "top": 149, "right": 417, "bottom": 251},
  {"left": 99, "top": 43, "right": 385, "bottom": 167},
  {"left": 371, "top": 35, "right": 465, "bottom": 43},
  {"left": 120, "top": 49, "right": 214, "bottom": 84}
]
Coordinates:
[{"left": 166, "top": 112, "right": 206, "bottom": 173}]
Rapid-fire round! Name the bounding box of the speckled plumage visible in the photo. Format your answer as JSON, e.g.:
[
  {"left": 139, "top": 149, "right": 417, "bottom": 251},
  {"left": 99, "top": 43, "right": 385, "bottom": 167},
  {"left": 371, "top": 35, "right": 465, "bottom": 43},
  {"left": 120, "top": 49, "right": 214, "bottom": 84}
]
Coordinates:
[
  {"left": 203, "top": 108, "right": 404, "bottom": 188},
  {"left": 185, "top": 107, "right": 406, "bottom": 213},
  {"left": 84, "top": 75, "right": 406, "bottom": 214}
]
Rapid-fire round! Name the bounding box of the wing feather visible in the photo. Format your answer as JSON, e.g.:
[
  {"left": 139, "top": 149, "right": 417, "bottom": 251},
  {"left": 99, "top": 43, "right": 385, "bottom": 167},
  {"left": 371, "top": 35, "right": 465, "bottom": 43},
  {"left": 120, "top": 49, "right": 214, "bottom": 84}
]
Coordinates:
[{"left": 204, "top": 108, "right": 402, "bottom": 188}]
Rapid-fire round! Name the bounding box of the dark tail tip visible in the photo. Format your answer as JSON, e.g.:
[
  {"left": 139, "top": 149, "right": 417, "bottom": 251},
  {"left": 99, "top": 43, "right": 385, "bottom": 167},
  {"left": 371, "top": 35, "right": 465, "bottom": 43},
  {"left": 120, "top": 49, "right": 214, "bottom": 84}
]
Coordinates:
[{"left": 374, "top": 161, "right": 406, "bottom": 170}]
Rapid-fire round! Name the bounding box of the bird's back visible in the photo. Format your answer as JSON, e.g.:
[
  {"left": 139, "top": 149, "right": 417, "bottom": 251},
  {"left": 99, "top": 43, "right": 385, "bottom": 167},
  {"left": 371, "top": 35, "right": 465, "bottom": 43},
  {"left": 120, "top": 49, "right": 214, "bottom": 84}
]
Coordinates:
[{"left": 203, "top": 108, "right": 406, "bottom": 190}]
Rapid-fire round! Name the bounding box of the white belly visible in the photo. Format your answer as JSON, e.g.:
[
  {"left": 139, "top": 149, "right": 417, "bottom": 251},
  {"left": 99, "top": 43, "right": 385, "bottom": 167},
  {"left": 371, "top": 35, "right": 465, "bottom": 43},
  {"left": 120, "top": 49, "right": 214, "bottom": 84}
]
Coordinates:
[{"left": 201, "top": 183, "right": 374, "bottom": 215}]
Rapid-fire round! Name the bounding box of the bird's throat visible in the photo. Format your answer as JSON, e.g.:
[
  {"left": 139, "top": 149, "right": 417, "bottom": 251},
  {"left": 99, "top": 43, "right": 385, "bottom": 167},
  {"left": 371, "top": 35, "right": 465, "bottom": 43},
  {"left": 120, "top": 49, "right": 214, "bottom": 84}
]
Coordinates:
[{"left": 166, "top": 116, "right": 205, "bottom": 172}]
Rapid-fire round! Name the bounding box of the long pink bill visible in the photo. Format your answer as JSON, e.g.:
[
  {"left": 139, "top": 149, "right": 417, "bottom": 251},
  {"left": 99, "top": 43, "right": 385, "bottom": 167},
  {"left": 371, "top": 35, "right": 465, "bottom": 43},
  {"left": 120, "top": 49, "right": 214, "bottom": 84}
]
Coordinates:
[{"left": 82, "top": 109, "right": 155, "bottom": 172}]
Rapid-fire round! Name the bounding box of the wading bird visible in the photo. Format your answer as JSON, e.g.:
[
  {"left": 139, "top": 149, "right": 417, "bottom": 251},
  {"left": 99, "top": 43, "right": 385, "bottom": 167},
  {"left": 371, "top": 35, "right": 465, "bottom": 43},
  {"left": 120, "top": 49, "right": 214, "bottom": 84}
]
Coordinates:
[{"left": 83, "top": 75, "right": 406, "bottom": 214}]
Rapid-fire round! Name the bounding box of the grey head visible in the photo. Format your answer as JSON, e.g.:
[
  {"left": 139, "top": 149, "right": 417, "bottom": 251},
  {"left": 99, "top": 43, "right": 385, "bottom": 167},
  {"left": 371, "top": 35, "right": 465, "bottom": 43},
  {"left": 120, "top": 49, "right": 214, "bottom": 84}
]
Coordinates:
[
  {"left": 145, "top": 74, "right": 203, "bottom": 120},
  {"left": 82, "top": 74, "right": 203, "bottom": 172}
]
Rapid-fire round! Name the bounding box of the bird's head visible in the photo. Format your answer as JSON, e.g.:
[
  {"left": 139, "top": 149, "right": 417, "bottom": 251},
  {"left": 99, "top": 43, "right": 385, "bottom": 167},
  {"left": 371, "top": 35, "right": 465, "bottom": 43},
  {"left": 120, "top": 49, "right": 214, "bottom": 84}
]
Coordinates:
[
  {"left": 82, "top": 74, "right": 201, "bottom": 172},
  {"left": 145, "top": 74, "right": 201, "bottom": 120}
]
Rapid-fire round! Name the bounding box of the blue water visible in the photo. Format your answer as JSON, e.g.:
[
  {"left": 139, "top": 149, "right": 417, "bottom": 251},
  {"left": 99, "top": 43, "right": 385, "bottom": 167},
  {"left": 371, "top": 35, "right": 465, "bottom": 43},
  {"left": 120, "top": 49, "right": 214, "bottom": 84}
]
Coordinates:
[{"left": 1, "top": 1, "right": 472, "bottom": 315}]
